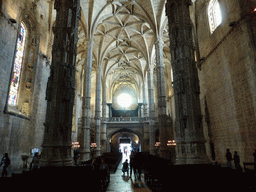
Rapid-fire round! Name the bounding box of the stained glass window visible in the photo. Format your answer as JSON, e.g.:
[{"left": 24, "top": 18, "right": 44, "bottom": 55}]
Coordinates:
[
  {"left": 8, "top": 22, "right": 26, "bottom": 106},
  {"left": 208, "top": 0, "right": 222, "bottom": 34}
]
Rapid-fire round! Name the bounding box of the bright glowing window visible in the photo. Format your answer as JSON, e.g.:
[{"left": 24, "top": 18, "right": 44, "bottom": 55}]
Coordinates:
[
  {"left": 8, "top": 22, "right": 26, "bottom": 106},
  {"left": 208, "top": 0, "right": 222, "bottom": 34},
  {"left": 117, "top": 93, "right": 132, "bottom": 108}
]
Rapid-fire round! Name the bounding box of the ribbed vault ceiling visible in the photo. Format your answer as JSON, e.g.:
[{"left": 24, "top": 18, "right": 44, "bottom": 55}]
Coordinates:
[{"left": 76, "top": 0, "right": 172, "bottom": 99}]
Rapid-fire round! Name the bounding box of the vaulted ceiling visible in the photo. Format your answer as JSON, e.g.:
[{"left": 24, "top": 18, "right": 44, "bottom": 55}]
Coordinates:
[{"left": 76, "top": 0, "right": 172, "bottom": 101}]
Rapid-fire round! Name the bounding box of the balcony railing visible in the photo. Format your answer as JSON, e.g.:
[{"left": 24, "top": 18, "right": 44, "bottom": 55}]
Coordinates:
[
  {"left": 78, "top": 116, "right": 172, "bottom": 124},
  {"left": 78, "top": 117, "right": 148, "bottom": 124},
  {"left": 104, "top": 117, "right": 145, "bottom": 122}
]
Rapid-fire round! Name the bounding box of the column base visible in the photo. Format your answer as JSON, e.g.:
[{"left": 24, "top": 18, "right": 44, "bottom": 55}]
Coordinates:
[
  {"left": 79, "top": 149, "right": 91, "bottom": 161},
  {"left": 95, "top": 149, "right": 101, "bottom": 157},
  {"left": 40, "top": 146, "right": 73, "bottom": 166},
  {"left": 40, "top": 157, "right": 73, "bottom": 167},
  {"left": 175, "top": 157, "right": 187, "bottom": 165},
  {"left": 101, "top": 140, "right": 107, "bottom": 154},
  {"left": 175, "top": 142, "right": 210, "bottom": 165},
  {"left": 186, "top": 155, "right": 210, "bottom": 165},
  {"left": 160, "top": 148, "right": 171, "bottom": 160},
  {"left": 149, "top": 149, "right": 156, "bottom": 155}
]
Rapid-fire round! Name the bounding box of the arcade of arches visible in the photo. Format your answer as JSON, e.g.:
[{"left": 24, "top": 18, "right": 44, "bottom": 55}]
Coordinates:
[{"left": 0, "top": 0, "right": 256, "bottom": 173}]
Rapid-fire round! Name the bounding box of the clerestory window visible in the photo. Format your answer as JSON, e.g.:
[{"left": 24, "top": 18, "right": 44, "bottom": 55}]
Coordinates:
[{"left": 208, "top": 0, "right": 222, "bottom": 34}]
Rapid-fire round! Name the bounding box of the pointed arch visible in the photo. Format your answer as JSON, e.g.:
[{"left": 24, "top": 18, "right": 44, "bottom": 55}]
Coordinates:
[{"left": 6, "top": 11, "right": 39, "bottom": 117}]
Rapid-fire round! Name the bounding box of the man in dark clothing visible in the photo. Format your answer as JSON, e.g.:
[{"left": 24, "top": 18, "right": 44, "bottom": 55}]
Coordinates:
[
  {"left": 233, "top": 151, "right": 241, "bottom": 170},
  {"left": 129, "top": 151, "right": 135, "bottom": 178},
  {"left": 226, "top": 149, "right": 232, "bottom": 168},
  {"left": 0, "top": 153, "right": 10, "bottom": 177}
]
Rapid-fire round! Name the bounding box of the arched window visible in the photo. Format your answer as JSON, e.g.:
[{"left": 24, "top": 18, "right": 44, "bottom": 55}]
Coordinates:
[
  {"left": 8, "top": 22, "right": 27, "bottom": 106},
  {"left": 208, "top": 0, "right": 222, "bottom": 34}
]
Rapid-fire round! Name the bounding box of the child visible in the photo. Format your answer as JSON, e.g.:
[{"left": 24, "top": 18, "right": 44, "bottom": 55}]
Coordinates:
[{"left": 122, "top": 159, "right": 129, "bottom": 176}]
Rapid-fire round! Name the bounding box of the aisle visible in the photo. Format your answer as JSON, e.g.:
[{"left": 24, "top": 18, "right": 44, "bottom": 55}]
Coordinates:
[{"left": 106, "top": 159, "right": 152, "bottom": 192}]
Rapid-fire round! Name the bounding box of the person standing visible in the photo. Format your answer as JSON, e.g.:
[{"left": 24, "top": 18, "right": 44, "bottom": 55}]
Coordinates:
[
  {"left": 31, "top": 152, "right": 40, "bottom": 171},
  {"left": 233, "top": 151, "right": 241, "bottom": 170},
  {"left": 0, "top": 153, "right": 10, "bottom": 177},
  {"left": 100, "top": 159, "right": 110, "bottom": 190},
  {"left": 226, "top": 149, "right": 232, "bottom": 168},
  {"left": 129, "top": 150, "right": 135, "bottom": 178},
  {"left": 73, "top": 149, "right": 80, "bottom": 165}
]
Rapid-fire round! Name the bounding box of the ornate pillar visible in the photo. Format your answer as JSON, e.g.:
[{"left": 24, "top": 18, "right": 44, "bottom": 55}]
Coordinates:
[
  {"left": 41, "top": 0, "right": 80, "bottom": 166},
  {"left": 94, "top": 66, "right": 101, "bottom": 157},
  {"left": 143, "top": 81, "right": 149, "bottom": 117},
  {"left": 101, "top": 79, "right": 107, "bottom": 153},
  {"left": 166, "top": 0, "right": 209, "bottom": 164},
  {"left": 155, "top": 38, "right": 167, "bottom": 117},
  {"left": 147, "top": 67, "right": 155, "bottom": 155},
  {"left": 155, "top": 38, "right": 169, "bottom": 159},
  {"left": 79, "top": 38, "right": 93, "bottom": 161}
]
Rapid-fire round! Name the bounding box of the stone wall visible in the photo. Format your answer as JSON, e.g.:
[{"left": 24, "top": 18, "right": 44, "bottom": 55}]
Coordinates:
[
  {"left": 0, "top": 0, "right": 51, "bottom": 172},
  {"left": 194, "top": 0, "right": 256, "bottom": 164}
]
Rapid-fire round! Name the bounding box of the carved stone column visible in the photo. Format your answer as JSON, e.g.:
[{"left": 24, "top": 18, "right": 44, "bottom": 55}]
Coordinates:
[
  {"left": 101, "top": 79, "right": 107, "bottom": 153},
  {"left": 41, "top": 0, "right": 80, "bottom": 166},
  {"left": 166, "top": 0, "right": 209, "bottom": 164},
  {"left": 147, "top": 67, "right": 155, "bottom": 155},
  {"left": 79, "top": 38, "right": 93, "bottom": 161},
  {"left": 155, "top": 38, "right": 169, "bottom": 159},
  {"left": 94, "top": 66, "right": 101, "bottom": 157},
  {"left": 143, "top": 81, "right": 149, "bottom": 117}
]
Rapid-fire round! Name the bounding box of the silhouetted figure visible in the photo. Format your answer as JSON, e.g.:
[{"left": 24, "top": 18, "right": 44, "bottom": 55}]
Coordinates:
[
  {"left": 91, "top": 158, "right": 99, "bottom": 171},
  {"left": 30, "top": 152, "right": 40, "bottom": 171},
  {"left": 253, "top": 150, "right": 256, "bottom": 170},
  {"left": 0, "top": 153, "right": 10, "bottom": 177},
  {"left": 100, "top": 159, "right": 110, "bottom": 191},
  {"left": 133, "top": 152, "right": 142, "bottom": 180},
  {"left": 129, "top": 150, "right": 135, "bottom": 178},
  {"left": 73, "top": 149, "right": 80, "bottom": 165},
  {"left": 122, "top": 159, "right": 129, "bottom": 176},
  {"left": 233, "top": 151, "right": 241, "bottom": 170},
  {"left": 91, "top": 158, "right": 101, "bottom": 192},
  {"left": 226, "top": 149, "right": 232, "bottom": 168}
]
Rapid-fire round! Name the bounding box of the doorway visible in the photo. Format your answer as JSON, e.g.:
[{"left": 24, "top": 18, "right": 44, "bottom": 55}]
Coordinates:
[
  {"left": 109, "top": 130, "right": 141, "bottom": 159},
  {"left": 119, "top": 143, "right": 131, "bottom": 163}
]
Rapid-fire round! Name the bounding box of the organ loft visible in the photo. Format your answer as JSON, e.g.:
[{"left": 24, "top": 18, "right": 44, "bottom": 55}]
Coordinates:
[{"left": 0, "top": 0, "right": 256, "bottom": 189}]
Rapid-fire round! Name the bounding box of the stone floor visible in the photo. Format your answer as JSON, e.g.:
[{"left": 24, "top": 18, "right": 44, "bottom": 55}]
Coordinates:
[{"left": 106, "top": 160, "right": 152, "bottom": 192}]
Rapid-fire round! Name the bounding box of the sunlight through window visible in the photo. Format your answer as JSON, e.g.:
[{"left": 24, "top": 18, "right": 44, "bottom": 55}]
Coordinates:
[
  {"left": 208, "top": 0, "right": 222, "bottom": 34},
  {"left": 117, "top": 93, "right": 132, "bottom": 108}
]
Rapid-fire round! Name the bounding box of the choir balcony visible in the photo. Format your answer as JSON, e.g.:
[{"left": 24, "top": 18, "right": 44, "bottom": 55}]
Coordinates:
[
  {"left": 104, "top": 117, "right": 146, "bottom": 123},
  {"left": 78, "top": 116, "right": 172, "bottom": 128}
]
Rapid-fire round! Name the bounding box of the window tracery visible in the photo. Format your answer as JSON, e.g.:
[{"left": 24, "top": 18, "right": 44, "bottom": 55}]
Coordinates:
[
  {"left": 6, "top": 12, "right": 38, "bottom": 118},
  {"left": 208, "top": 0, "right": 222, "bottom": 34}
]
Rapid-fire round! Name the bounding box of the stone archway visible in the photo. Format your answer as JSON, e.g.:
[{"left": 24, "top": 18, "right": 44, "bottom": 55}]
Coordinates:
[{"left": 107, "top": 128, "right": 143, "bottom": 153}]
